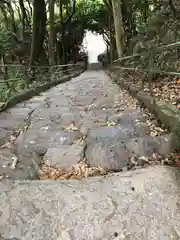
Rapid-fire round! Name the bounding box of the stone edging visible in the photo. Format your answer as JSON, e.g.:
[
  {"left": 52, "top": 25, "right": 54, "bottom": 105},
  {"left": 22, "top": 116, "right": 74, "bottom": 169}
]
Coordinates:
[
  {"left": 0, "top": 70, "right": 84, "bottom": 113},
  {"left": 106, "top": 69, "right": 180, "bottom": 150}
]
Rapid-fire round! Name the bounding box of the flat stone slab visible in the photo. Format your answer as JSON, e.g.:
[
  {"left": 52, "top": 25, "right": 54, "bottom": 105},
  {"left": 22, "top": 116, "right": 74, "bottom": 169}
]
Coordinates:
[
  {"left": 0, "top": 148, "right": 40, "bottom": 180},
  {"left": 0, "top": 166, "right": 180, "bottom": 239},
  {"left": 86, "top": 135, "right": 171, "bottom": 171},
  {"left": 87, "top": 126, "right": 131, "bottom": 144},
  {"left": 127, "top": 135, "right": 171, "bottom": 158},
  {"left": 87, "top": 121, "right": 149, "bottom": 146},
  {"left": 86, "top": 141, "right": 129, "bottom": 171},
  {"left": 15, "top": 130, "right": 81, "bottom": 156},
  {"left": 43, "top": 145, "right": 85, "bottom": 170}
]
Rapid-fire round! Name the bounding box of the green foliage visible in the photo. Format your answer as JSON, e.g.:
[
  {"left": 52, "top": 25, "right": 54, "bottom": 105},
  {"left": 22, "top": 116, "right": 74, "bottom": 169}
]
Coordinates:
[
  {"left": 74, "top": 0, "right": 107, "bottom": 33},
  {"left": 0, "top": 25, "right": 17, "bottom": 55}
]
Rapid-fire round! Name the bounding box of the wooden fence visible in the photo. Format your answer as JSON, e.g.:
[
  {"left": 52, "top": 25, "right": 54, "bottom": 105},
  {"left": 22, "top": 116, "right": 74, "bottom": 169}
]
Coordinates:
[{"left": 112, "top": 41, "right": 180, "bottom": 96}]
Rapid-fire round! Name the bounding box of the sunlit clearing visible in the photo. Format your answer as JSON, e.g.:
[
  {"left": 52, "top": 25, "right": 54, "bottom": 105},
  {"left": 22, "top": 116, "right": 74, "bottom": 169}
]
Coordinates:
[{"left": 83, "top": 31, "right": 106, "bottom": 63}]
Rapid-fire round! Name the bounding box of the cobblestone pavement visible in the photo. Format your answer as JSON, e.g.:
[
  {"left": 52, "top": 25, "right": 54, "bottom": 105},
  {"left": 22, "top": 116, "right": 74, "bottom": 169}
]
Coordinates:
[
  {"left": 1, "top": 70, "right": 179, "bottom": 240},
  {"left": 0, "top": 70, "right": 171, "bottom": 179}
]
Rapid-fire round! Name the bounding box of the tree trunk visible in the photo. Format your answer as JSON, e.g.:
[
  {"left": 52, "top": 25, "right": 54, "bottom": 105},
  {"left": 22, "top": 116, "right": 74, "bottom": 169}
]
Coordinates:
[
  {"left": 111, "top": 0, "right": 124, "bottom": 58},
  {"left": 7, "top": 2, "right": 17, "bottom": 34},
  {"left": 59, "top": 2, "right": 66, "bottom": 64},
  {"left": 1, "top": 6, "right": 9, "bottom": 29},
  {"left": 19, "top": 0, "right": 27, "bottom": 40},
  {"left": 108, "top": 15, "right": 114, "bottom": 62},
  {"left": 29, "top": 0, "right": 47, "bottom": 67},
  {"left": 48, "top": 0, "right": 55, "bottom": 66},
  {"left": 59, "top": 0, "right": 76, "bottom": 64},
  {"left": 27, "top": 0, "right": 33, "bottom": 19},
  {"left": 122, "top": 0, "right": 137, "bottom": 47}
]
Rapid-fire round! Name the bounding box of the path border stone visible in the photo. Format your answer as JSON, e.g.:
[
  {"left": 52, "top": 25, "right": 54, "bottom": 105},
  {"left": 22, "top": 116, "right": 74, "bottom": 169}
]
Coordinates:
[
  {"left": 106, "top": 68, "right": 180, "bottom": 150},
  {"left": 0, "top": 69, "right": 84, "bottom": 113}
]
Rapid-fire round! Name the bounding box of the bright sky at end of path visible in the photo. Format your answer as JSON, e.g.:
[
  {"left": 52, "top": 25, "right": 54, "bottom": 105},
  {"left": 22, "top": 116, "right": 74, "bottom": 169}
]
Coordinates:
[{"left": 83, "top": 31, "right": 106, "bottom": 63}]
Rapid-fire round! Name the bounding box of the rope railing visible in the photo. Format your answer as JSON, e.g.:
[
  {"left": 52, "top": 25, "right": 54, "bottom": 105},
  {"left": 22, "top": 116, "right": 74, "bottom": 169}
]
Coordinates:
[
  {"left": 0, "top": 62, "right": 83, "bottom": 102},
  {"left": 112, "top": 40, "right": 180, "bottom": 96},
  {"left": 113, "top": 54, "right": 140, "bottom": 63},
  {"left": 1, "top": 63, "right": 79, "bottom": 68}
]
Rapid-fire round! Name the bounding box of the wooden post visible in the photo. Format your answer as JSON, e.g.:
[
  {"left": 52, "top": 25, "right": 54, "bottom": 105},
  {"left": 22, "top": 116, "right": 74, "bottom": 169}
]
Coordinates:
[
  {"left": 23, "top": 66, "right": 30, "bottom": 88},
  {"left": 2, "top": 55, "right": 10, "bottom": 90},
  {"left": 148, "top": 51, "right": 154, "bottom": 96},
  {"left": 147, "top": 51, "right": 156, "bottom": 109}
]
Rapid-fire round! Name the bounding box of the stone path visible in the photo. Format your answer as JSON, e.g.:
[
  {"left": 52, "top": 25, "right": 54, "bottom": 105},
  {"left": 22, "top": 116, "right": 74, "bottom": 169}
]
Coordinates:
[
  {"left": 0, "top": 71, "right": 171, "bottom": 179},
  {"left": 0, "top": 166, "right": 180, "bottom": 240},
  {"left": 0, "top": 70, "right": 180, "bottom": 239}
]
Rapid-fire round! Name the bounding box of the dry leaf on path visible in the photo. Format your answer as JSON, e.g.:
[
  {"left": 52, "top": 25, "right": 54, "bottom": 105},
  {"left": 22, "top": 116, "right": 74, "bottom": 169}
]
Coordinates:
[
  {"left": 130, "top": 157, "right": 137, "bottom": 165},
  {"left": 39, "top": 161, "right": 106, "bottom": 180},
  {"left": 104, "top": 121, "right": 117, "bottom": 127},
  {"left": 0, "top": 102, "right": 6, "bottom": 108},
  {"left": 64, "top": 123, "right": 78, "bottom": 132},
  {"left": 74, "top": 136, "right": 86, "bottom": 145},
  {"left": 11, "top": 155, "right": 18, "bottom": 169},
  {"left": 130, "top": 72, "right": 180, "bottom": 106},
  {"left": 57, "top": 230, "right": 71, "bottom": 240},
  {"left": 139, "top": 156, "right": 151, "bottom": 164},
  {"left": 0, "top": 175, "right": 4, "bottom": 180}
]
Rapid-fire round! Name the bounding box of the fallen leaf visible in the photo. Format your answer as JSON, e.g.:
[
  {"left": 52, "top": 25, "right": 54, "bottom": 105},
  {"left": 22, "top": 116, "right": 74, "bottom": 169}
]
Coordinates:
[
  {"left": 0, "top": 102, "right": 5, "bottom": 108},
  {"left": 144, "top": 88, "right": 149, "bottom": 92},
  {"left": 152, "top": 153, "right": 157, "bottom": 160},
  {"left": 128, "top": 71, "right": 180, "bottom": 106},
  {"left": 57, "top": 230, "right": 71, "bottom": 240},
  {"left": 104, "top": 121, "right": 117, "bottom": 127},
  {"left": 139, "top": 156, "right": 151, "bottom": 164},
  {"left": 74, "top": 136, "right": 86, "bottom": 145},
  {"left": 64, "top": 123, "right": 78, "bottom": 131},
  {"left": 150, "top": 131, "right": 158, "bottom": 137},
  {"left": 9, "top": 135, "right": 16, "bottom": 142},
  {"left": 39, "top": 161, "right": 106, "bottom": 180},
  {"left": 11, "top": 155, "right": 18, "bottom": 169},
  {"left": 130, "top": 157, "right": 137, "bottom": 165}
]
